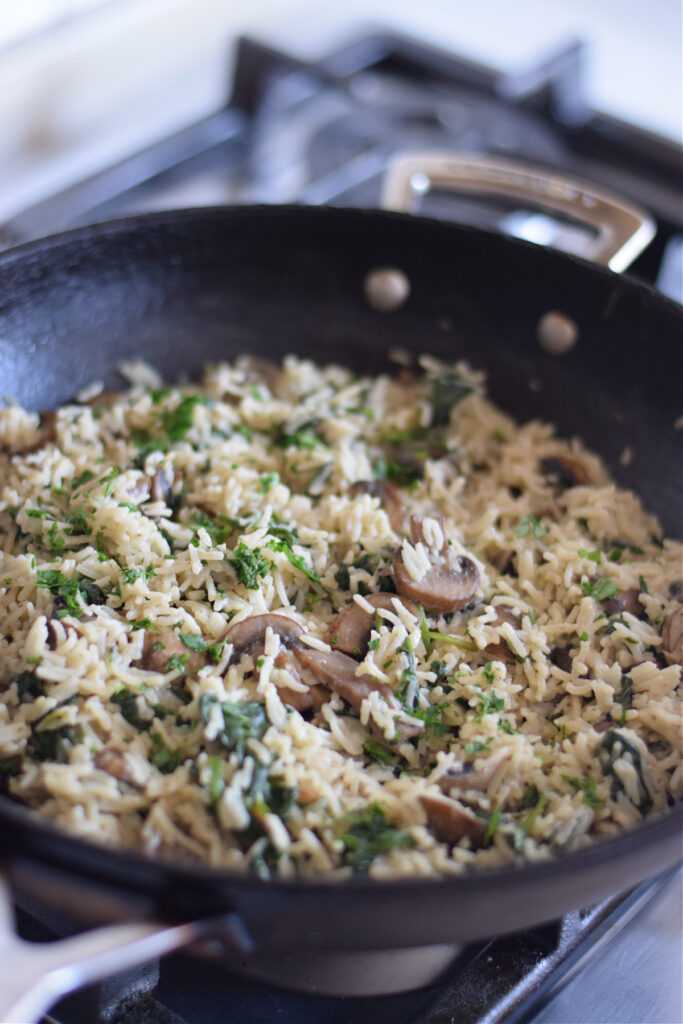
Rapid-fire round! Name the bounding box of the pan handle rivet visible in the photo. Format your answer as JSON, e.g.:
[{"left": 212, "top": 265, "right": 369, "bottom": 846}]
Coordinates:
[
  {"left": 537, "top": 311, "right": 578, "bottom": 355},
  {"left": 364, "top": 267, "right": 411, "bottom": 312}
]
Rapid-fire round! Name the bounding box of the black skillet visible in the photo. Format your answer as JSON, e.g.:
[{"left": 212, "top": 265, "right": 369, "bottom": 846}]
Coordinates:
[{"left": 0, "top": 156, "right": 681, "bottom": 1020}]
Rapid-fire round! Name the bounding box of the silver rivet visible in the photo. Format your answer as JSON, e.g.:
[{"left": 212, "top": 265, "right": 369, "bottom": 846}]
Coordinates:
[
  {"left": 364, "top": 267, "right": 411, "bottom": 312},
  {"left": 537, "top": 311, "right": 579, "bottom": 355}
]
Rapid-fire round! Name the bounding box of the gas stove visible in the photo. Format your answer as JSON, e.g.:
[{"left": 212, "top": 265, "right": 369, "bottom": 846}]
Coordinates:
[
  {"left": 3, "top": 29, "right": 681, "bottom": 1024},
  {"left": 2, "top": 32, "right": 682, "bottom": 303}
]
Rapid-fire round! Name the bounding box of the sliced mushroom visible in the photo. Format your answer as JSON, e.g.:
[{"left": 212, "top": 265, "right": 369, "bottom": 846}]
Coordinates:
[
  {"left": 540, "top": 454, "right": 589, "bottom": 488},
  {"left": 241, "top": 356, "right": 282, "bottom": 394},
  {"left": 225, "top": 614, "right": 304, "bottom": 665},
  {"left": 150, "top": 465, "right": 174, "bottom": 505},
  {"left": 9, "top": 411, "right": 57, "bottom": 455},
  {"left": 272, "top": 650, "right": 327, "bottom": 713},
  {"left": 483, "top": 608, "right": 522, "bottom": 663},
  {"left": 393, "top": 544, "right": 479, "bottom": 614},
  {"left": 325, "top": 593, "right": 418, "bottom": 656},
  {"left": 95, "top": 748, "right": 147, "bottom": 789},
  {"left": 293, "top": 647, "right": 397, "bottom": 714},
  {"left": 437, "top": 749, "right": 511, "bottom": 795},
  {"left": 550, "top": 646, "right": 574, "bottom": 673},
  {"left": 602, "top": 588, "right": 641, "bottom": 617},
  {"left": 419, "top": 793, "right": 486, "bottom": 846},
  {"left": 662, "top": 607, "right": 682, "bottom": 667},
  {"left": 133, "top": 630, "right": 207, "bottom": 676},
  {"left": 84, "top": 390, "right": 123, "bottom": 409},
  {"left": 349, "top": 480, "right": 404, "bottom": 532}
]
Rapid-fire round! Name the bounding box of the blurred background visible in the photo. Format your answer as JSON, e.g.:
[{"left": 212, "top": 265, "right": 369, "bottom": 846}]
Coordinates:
[{"left": 0, "top": 1, "right": 680, "bottom": 229}]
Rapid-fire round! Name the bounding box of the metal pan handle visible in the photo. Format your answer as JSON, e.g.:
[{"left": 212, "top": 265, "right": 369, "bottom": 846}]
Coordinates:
[
  {"left": 0, "top": 874, "right": 205, "bottom": 1024},
  {"left": 381, "top": 152, "right": 655, "bottom": 272},
  {"left": 0, "top": 870, "right": 248, "bottom": 1024}
]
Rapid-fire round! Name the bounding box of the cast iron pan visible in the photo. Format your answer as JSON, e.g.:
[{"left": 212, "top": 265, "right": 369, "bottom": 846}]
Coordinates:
[{"left": 0, "top": 206, "right": 681, "bottom": 957}]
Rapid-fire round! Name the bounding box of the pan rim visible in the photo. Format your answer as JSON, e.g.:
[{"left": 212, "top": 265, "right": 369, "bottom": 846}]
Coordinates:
[
  {"left": 1, "top": 791, "right": 681, "bottom": 895},
  {"left": 0, "top": 202, "right": 681, "bottom": 318}
]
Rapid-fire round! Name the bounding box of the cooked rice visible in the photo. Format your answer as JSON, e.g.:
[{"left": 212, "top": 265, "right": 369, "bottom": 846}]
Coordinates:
[{"left": 0, "top": 354, "right": 680, "bottom": 880}]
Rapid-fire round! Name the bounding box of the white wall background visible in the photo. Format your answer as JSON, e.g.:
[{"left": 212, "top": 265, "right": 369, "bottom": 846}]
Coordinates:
[{"left": 0, "top": 0, "right": 680, "bottom": 221}]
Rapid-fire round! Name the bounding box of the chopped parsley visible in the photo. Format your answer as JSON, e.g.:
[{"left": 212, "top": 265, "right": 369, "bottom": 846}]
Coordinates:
[
  {"left": 562, "top": 774, "right": 602, "bottom": 808},
  {"left": 475, "top": 689, "right": 505, "bottom": 720},
  {"left": 464, "top": 739, "right": 492, "bottom": 756},
  {"left": 515, "top": 515, "right": 547, "bottom": 540},
  {"left": 274, "top": 420, "right": 327, "bottom": 451},
  {"left": 229, "top": 543, "right": 270, "bottom": 589},
  {"left": 364, "top": 741, "right": 398, "bottom": 766},
  {"left": 267, "top": 539, "right": 322, "bottom": 586},
  {"left": 36, "top": 570, "right": 106, "bottom": 617}
]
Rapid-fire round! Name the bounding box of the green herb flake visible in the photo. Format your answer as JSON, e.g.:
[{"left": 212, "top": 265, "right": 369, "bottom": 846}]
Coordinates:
[
  {"left": 336, "top": 804, "right": 413, "bottom": 873},
  {"left": 180, "top": 633, "right": 206, "bottom": 653},
  {"left": 200, "top": 696, "right": 268, "bottom": 762},
  {"left": 615, "top": 675, "right": 633, "bottom": 726},
  {"left": 430, "top": 369, "right": 472, "bottom": 427},
  {"left": 515, "top": 515, "right": 547, "bottom": 540},
  {"left": 464, "top": 739, "right": 492, "bottom": 755},
  {"left": 399, "top": 638, "right": 419, "bottom": 710},
  {"left": 150, "top": 733, "right": 183, "bottom": 774},
  {"left": 562, "top": 774, "right": 603, "bottom": 809},
  {"left": 484, "top": 807, "right": 500, "bottom": 845},
  {"left": 229, "top": 542, "right": 270, "bottom": 589},
  {"left": 364, "top": 741, "right": 398, "bottom": 766},
  {"left": 583, "top": 578, "right": 619, "bottom": 602},
  {"left": 72, "top": 469, "right": 95, "bottom": 490}
]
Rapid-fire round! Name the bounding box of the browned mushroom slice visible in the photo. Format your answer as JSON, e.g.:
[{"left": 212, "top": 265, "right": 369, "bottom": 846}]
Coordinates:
[
  {"left": 241, "top": 356, "right": 282, "bottom": 393},
  {"left": 325, "top": 593, "right": 419, "bottom": 656},
  {"left": 272, "top": 650, "right": 328, "bottom": 713},
  {"left": 662, "top": 607, "right": 682, "bottom": 667},
  {"left": 349, "top": 480, "right": 404, "bottom": 532},
  {"left": 483, "top": 608, "right": 522, "bottom": 662},
  {"left": 409, "top": 515, "right": 446, "bottom": 550},
  {"left": 540, "top": 454, "right": 590, "bottom": 488},
  {"left": 133, "top": 630, "right": 207, "bottom": 676},
  {"left": 84, "top": 390, "right": 122, "bottom": 409},
  {"left": 293, "top": 647, "right": 401, "bottom": 715},
  {"left": 9, "top": 411, "right": 57, "bottom": 455},
  {"left": 602, "top": 588, "right": 641, "bottom": 617},
  {"left": 419, "top": 793, "right": 486, "bottom": 846},
  {"left": 393, "top": 547, "right": 479, "bottom": 615},
  {"left": 225, "top": 615, "right": 304, "bottom": 665},
  {"left": 95, "top": 748, "right": 146, "bottom": 789},
  {"left": 550, "top": 646, "right": 574, "bottom": 673}
]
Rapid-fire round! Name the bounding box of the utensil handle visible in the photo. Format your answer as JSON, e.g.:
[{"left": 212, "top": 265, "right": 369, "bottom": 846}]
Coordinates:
[
  {"left": 381, "top": 152, "right": 655, "bottom": 272},
  {"left": 0, "top": 874, "right": 212, "bottom": 1024}
]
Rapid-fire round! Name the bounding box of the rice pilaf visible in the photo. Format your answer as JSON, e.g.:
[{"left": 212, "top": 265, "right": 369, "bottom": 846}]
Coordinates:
[{"left": 0, "top": 355, "right": 680, "bottom": 879}]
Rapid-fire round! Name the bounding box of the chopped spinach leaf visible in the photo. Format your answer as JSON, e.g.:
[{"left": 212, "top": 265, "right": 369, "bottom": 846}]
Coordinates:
[
  {"left": 200, "top": 696, "right": 268, "bottom": 762},
  {"left": 430, "top": 370, "right": 472, "bottom": 428},
  {"left": 336, "top": 804, "right": 413, "bottom": 873}
]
